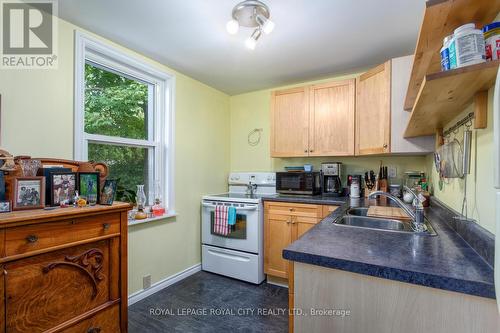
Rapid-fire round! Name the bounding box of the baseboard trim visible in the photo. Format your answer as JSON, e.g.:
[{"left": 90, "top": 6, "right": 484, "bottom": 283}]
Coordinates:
[{"left": 128, "top": 263, "right": 201, "bottom": 306}]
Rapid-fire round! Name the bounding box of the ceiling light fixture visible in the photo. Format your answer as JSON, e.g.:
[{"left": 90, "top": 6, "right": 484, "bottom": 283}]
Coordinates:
[{"left": 226, "top": 0, "right": 274, "bottom": 50}]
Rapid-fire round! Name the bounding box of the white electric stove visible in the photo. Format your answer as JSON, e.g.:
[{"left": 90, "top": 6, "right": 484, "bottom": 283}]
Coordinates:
[{"left": 201, "top": 172, "right": 276, "bottom": 284}]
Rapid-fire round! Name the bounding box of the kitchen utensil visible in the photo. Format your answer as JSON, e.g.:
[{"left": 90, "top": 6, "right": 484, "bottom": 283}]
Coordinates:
[
  {"left": 441, "top": 139, "right": 463, "bottom": 178},
  {"left": 461, "top": 129, "right": 473, "bottom": 218}
]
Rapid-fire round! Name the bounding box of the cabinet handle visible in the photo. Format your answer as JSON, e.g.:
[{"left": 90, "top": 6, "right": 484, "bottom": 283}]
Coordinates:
[
  {"left": 309, "top": 149, "right": 314, "bottom": 153},
  {"left": 291, "top": 217, "right": 297, "bottom": 224},
  {"left": 304, "top": 149, "right": 308, "bottom": 153},
  {"left": 103, "top": 223, "right": 110, "bottom": 230},
  {"left": 289, "top": 208, "right": 294, "bottom": 212},
  {"left": 87, "top": 327, "right": 101, "bottom": 333},
  {"left": 26, "top": 235, "right": 38, "bottom": 243},
  {"left": 383, "top": 144, "right": 388, "bottom": 149},
  {"left": 286, "top": 218, "right": 292, "bottom": 224}
]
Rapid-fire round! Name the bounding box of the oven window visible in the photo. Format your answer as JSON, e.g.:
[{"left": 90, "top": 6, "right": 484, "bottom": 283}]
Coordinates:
[{"left": 210, "top": 212, "right": 247, "bottom": 239}]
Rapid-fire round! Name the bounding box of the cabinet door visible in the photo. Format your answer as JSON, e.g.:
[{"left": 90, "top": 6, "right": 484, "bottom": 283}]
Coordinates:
[
  {"left": 321, "top": 205, "right": 339, "bottom": 218},
  {"left": 293, "top": 216, "right": 321, "bottom": 240},
  {"left": 264, "top": 213, "right": 292, "bottom": 278},
  {"left": 5, "top": 240, "right": 116, "bottom": 333},
  {"left": 309, "top": 79, "right": 355, "bottom": 156},
  {"left": 270, "top": 87, "right": 310, "bottom": 157},
  {"left": 356, "top": 61, "right": 391, "bottom": 155}
]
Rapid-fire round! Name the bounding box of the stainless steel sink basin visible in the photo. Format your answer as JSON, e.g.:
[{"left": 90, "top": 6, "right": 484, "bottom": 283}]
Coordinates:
[
  {"left": 347, "top": 207, "right": 369, "bottom": 216},
  {"left": 334, "top": 210, "right": 437, "bottom": 236},
  {"left": 335, "top": 216, "right": 405, "bottom": 231}
]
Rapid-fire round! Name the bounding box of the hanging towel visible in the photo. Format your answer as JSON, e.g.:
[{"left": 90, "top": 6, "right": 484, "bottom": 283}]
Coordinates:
[
  {"left": 213, "top": 205, "right": 230, "bottom": 236},
  {"left": 228, "top": 206, "right": 236, "bottom": 226}
]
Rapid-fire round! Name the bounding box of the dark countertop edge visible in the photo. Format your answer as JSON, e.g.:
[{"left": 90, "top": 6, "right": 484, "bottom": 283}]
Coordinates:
[{"left": 283, "top": 249, "right": 496, "bottom": 299}]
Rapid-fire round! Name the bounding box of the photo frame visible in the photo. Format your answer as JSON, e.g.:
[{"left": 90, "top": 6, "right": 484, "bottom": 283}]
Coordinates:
[
  {"left": 100, "top": 179, "right": 118, "bottom": 205},
  {"left": 12, "top": 176, "right": 45, "bottom": 210},
  {"left": 49, "top": 172, "right": 77, "bottom": 206},
  {"left": 78, "top": 172, "right": 100, "bottom": 204},
  {"left": 0, "top": 200, "right": 11, "bottom": 213}
]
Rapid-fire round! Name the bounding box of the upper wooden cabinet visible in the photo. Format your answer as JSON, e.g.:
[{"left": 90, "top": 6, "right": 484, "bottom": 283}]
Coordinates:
[
  {"left": 391, "top": 55, "right": 435, "bottom": 153},
  {"left": 309, "top": 80, "right": 355, "bottom": 156},
  {"left": 270, "top": 79, "right": 355, "bottom": 157},
  {"left": 356, "top": 57, "right": 435, "bottom": 155},
  {"left": 270, "top": 87, "right": 310, "bottom": 157},
  {"left": 356, "top": 61, "right": 392, "bottom": 155}
]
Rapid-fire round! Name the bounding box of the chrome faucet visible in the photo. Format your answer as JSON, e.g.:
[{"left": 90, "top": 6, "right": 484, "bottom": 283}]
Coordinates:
[{"left": 368, "top": 186, "right": 426, "bottom": 232}]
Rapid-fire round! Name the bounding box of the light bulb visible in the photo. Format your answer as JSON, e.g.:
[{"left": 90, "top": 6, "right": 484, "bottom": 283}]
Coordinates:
[
  {"left": 245, "top": 37, "right": 257, "bottom": 50},
  {"left": 262, "top": 19, "right": 275, "bottom": 34},
  {"left": 256, "top": 14, "right": 275, "bottom": 34},
  {"left": 226, "top": 19, "right": 239, "bottom": 35},
  {"left": 245, "top": 28, "right": 262, "bottom": 50}
]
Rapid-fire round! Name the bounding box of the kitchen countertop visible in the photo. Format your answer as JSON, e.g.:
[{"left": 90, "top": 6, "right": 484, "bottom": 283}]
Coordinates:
[{"left": 263, "top": 195, "right": 495, "bottom": 299}]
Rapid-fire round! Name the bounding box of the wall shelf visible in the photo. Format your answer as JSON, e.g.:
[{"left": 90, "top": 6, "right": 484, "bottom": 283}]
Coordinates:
[
  {"left": 403, "top": 0, "right": 499, "bottom": 111},
  {"left": 404, "top": 60, "right": 499, "bottom": 138}
]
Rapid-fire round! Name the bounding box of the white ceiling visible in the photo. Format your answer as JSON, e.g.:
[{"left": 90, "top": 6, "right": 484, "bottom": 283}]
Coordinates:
[{"left": 58, "top": 0, "right": 425, "bottom": 95}]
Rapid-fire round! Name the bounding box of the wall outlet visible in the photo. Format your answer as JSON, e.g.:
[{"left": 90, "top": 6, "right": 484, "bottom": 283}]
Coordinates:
[
  {"left": 143, "top": 274, "right": 151, "bottom": 289},
  {"left": 388, "top": 166, "right": 397, "bottom": 179}
]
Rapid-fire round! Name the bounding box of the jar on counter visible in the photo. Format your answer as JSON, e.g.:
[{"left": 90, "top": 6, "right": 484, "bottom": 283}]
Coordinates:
[
  {"left": 483, "top": 22, "right": 500, "bottom": 61},
  {"left": 454, "top": 23, "right": 486, "bottom": 68}
]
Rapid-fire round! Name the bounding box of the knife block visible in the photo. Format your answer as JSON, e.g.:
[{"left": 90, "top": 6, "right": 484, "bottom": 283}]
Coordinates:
[{"left": 378, "top": 179, "right": 388, "bottom": 204}]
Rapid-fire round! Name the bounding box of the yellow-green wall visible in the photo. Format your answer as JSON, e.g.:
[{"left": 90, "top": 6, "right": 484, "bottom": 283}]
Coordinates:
[
  {"left": 426, "top": 87, "right": 496, "bottom": 234},
  {"left": 229, "top": 78, "right": 428, "bottom": 185},
  {"left": 0, "top": 19, "right": 231, "bottom": 295}
]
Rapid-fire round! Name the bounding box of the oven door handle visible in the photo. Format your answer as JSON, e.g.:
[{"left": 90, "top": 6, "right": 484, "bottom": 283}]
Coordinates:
[{"left": 202, "top": 203, "right": 258, "bottom": 211}]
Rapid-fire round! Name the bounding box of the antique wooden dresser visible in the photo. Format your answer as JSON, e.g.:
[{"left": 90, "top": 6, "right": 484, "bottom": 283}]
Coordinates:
[{"left": 0, "top": 203, "right": 130, "bottom": 332}]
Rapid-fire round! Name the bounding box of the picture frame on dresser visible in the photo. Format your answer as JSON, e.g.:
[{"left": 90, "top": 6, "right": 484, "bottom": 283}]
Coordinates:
[
  {"left": 100, "top": 179, "right": 118, "bottom": 205},
  {"left": 0, "top": 200, "right": 10, "bottom": 212},
  {"left": 12, "top": 176, "right": 45, "bottom": 210},
  {"left": 49, "top": 172, "right": 77, "bottom": 206},
  {"left": 78, "top": 172, "right": 100, "bottom": 204}
]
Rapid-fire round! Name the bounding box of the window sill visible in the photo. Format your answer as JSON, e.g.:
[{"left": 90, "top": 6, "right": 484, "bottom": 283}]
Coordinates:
[{"left": 128, "top": 211, "right": 177, "bottom": 227}]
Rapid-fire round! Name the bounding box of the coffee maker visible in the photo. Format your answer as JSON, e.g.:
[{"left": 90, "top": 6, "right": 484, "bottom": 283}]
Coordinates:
[{"left": 321, "top": 162, "right": 342, "bottom": 196}]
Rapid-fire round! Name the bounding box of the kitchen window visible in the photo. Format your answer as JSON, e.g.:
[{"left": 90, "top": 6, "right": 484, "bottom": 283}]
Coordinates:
[{"left": 74, "top": 32, "right": 175, "bottom": 210}]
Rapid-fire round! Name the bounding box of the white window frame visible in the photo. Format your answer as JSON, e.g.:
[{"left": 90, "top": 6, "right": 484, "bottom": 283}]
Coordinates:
[{"left": 74, "top": 31, "right": 175, "bottom": 213}]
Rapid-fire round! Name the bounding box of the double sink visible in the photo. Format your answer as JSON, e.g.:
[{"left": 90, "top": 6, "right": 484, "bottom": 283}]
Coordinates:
[{"left": 333, "top": 207, "right": 437, "bottom": 236}]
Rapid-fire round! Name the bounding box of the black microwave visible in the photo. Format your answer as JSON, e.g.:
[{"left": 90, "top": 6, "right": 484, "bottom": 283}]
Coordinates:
[{"left": 276, "top": 172, "right": 322, "bottom": 195}]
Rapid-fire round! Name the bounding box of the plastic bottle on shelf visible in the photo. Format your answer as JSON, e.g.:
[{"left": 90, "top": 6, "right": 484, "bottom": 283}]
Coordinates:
[
  {"left": 449, "top": 35, "right": 458, "bottom": 69},
  {"left": 483, "top": 22, "right": 500, "bottom": 61},
  {"left": 454, "top": 23, "right": 486, "bottom": 68},
  {"left": 440, "top": 35, "right": 453, "bottom": 71}
]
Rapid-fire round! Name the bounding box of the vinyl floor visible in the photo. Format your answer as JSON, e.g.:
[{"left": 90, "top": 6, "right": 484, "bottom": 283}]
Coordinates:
[{"left": 128, "top": 271, "right": 289, "bottom": 333}]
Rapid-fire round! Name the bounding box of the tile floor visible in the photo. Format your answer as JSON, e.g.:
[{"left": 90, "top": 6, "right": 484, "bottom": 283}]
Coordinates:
[{"left": 128, "top": 271, "right": 289, "bottom": 332}]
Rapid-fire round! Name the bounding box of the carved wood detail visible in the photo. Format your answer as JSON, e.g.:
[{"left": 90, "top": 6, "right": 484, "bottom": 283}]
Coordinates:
[{"left": 43, "top": 248, "right": 104, "bottom": 299}]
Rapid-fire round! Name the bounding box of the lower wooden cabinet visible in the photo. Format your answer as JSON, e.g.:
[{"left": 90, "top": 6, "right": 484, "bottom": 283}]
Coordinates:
[
  {"left": 0, "top": 204, "right": 129, "bottom": 333},
  {"left": 5, "top": 240, "right": 114, "bottom": 332},
  {"left": 264, "top": 202, "right": 339, "bottom": 280},
  {"left": 61, "top": 304, "right": 121, "bottom": 333}
]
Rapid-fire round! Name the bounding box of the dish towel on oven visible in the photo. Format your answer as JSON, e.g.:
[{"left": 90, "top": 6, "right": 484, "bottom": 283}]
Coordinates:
[
  {"left": 214, "top": 205, "right": 231, "bottom": 236},
  {"left": 228, "top": 206, "right": 236, "bottom": 226}
]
